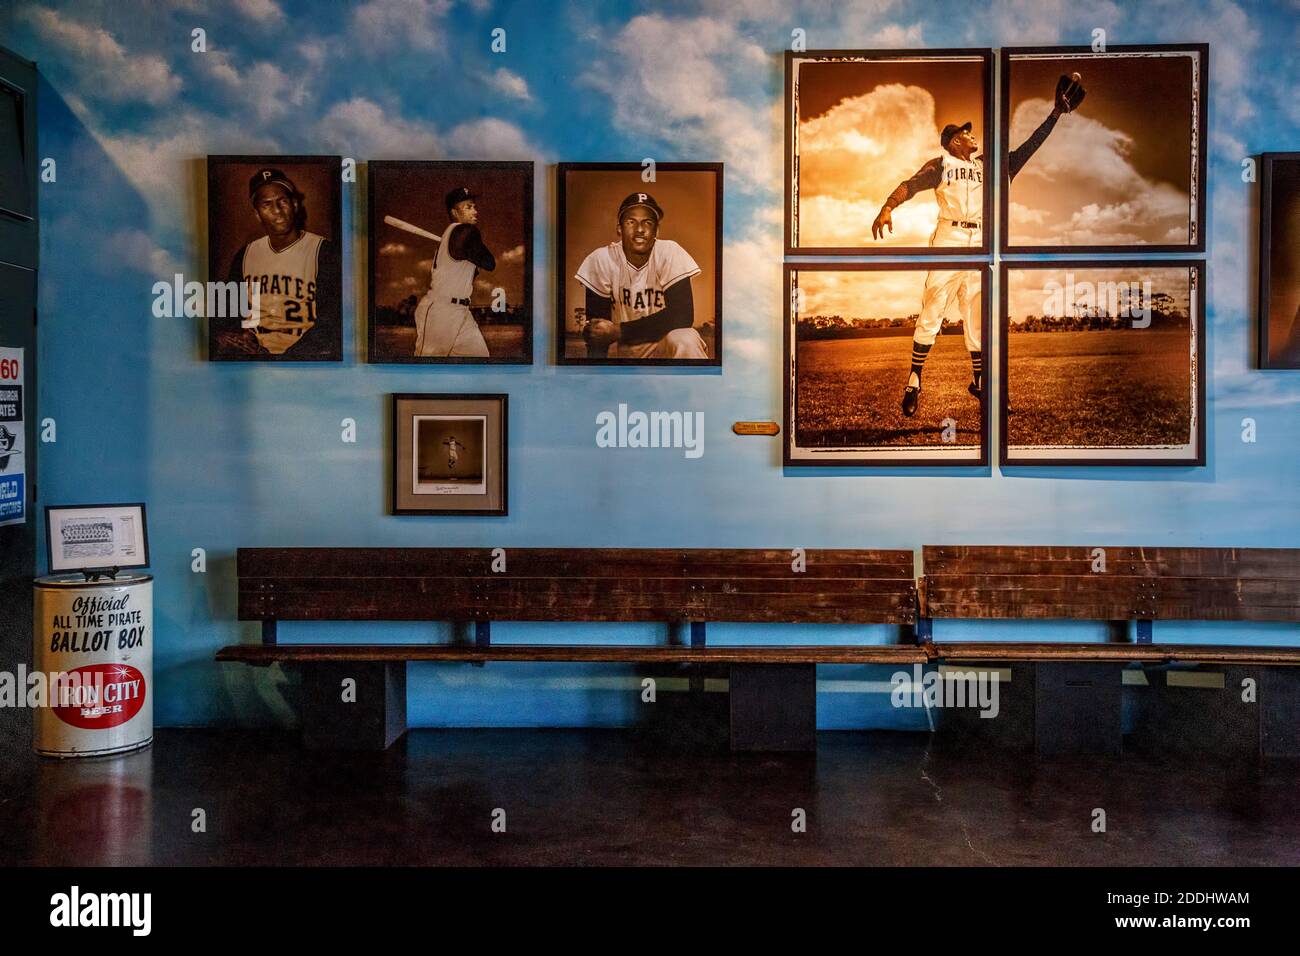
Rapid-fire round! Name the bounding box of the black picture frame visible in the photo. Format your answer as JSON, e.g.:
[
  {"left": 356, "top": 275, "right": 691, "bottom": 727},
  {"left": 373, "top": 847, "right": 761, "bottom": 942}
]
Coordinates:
[
  {"left": 44, "top": 502, "right": 150, "bottom": 575},
  {"left": 390, "top": 393, "right": 508, "bottom": 516},
  {"left": 1258, "top": 152, "right": 1300, "bottom": 369},
  {"left": 206, "top": 154, "right": 343, "bottom": 362},
  {"left": 784, "top": 48, "right": 995, "bottom": 257},
  {"left": 999, "top": 259, "right": 1207, "bottom": 467},
  {"left": 999, "top": 44, "right": 1209, "bottom": 255},
  {"left": 555, "top": 162, "right": 724, "bottom": 367},
  {"left": 783, "top": 260, "right": 992, "bottom": 467},
  {"left": 366, "top": 160, "right": 534, "bottom": 365}
]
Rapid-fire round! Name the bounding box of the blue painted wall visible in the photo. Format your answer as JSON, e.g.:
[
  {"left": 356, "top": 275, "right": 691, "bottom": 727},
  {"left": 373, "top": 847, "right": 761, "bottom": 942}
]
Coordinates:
[{"left": 7, "top": 0, "right": 1298, "bottom": 729}]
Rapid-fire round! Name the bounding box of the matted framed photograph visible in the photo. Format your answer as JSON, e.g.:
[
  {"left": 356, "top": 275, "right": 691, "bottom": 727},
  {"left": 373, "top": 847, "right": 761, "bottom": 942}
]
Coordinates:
[
  {"left": 368, "top": 161, "right": 533, "bottom": 364},
  {"left": 785, "top": 49, "right": 993, "bottom": 256},
  {"left": 1259, "top": 152, "right": 1300, "bottom": 369},
  {"left": 45, "top": 503, "right": 150, "bottom": 574},
  {"left": 1000, "top": 45, "right": 1208, "bottom": 253},
  {"left": 207, "top": 155, "right": 342, "bottom": 361},
  {"left": 1000, "top": 261, "right": 1206, "bottom": 466},
  {"left": 784, "top": 262, "right": 991, "bottom": 466},
  {"left": 391, "top": 394, "right": 508, "bottom": 515},
  {"left": 557, "top": 162, "right": 722, "bottom": 366}
]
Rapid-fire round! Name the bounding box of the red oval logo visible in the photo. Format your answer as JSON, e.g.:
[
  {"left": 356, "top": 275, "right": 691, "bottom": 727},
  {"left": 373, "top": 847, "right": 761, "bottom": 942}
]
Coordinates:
[{"left": 52, "top": 664, "right": 146, "bottom": 730}]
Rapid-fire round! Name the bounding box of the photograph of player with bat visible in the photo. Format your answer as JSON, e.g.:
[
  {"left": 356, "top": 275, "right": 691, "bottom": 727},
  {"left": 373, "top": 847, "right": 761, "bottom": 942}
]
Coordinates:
[
  {"left": 368, "top": 161, "right": 533, "bottom": 364},
  {"left": 1001, "top": 45, "right": 1208, "bottom": 253}
]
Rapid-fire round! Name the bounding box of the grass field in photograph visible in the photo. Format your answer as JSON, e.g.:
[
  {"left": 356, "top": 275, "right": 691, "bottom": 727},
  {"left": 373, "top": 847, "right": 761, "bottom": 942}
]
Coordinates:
[
  {"left": 794, "top": 331, "right": 981, "bottom": 447},
  {"left": 1006, "top": 329, "right": 1192, "bottom": 448}
]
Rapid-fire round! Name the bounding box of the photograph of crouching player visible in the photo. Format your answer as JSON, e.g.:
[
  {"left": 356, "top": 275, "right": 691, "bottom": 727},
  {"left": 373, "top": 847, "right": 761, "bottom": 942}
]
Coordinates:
[
  {"left": 368, "top": 161, "right": 533, "bottom": 364},
  {"left": 557, "top": 163, "right": 722, "bottom": 366},
  {"left": 784, "top": 262, "right": 990, "bottom": 467},
  {"left": 207, "top": 155, "right": 342, "bottom": 362}
]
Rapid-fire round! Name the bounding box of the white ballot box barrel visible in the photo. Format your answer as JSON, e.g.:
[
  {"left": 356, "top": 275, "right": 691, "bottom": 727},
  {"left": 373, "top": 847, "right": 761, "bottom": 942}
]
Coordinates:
[{"left": 33, "top": 573, "right": 154, "bottom": 758}]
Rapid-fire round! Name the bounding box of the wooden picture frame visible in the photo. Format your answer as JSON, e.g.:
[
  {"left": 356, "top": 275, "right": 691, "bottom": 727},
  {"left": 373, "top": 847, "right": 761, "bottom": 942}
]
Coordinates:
[
  {"left": 45, "top": 502, "right": 150, "bottom": 575},
  {"left": 783, "top": 261, "right": 991, "bottom": 467},
  {"left": 784, "top": 49, "right": 994, "bottom": 257},
  {"left": 556, "top": 162, "right": 723, "bottom": 366},
  {"left": 367, "top": 160, "right": 534, "bottom": 365},
  {"left": 391, "top": 393, "right": 508, "bottom": 516},
  {"left": 1258, "top": 152, "right": 1300, "bottom": 369}
]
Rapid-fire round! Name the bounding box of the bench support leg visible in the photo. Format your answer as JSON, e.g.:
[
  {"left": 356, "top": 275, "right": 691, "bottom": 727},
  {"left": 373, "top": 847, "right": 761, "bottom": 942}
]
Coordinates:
[
  {"left": 729, "top": 664, "right": 816, "bottom": 752},
  {"left": 1261, "top": 667, "right": 1300, "bottom": 759},
  {"left": 301, "top": 662, "right": 408, "bottom": 751},
  {"left": 1034, "top": 662, "right": 1123, "bottom": 757}
]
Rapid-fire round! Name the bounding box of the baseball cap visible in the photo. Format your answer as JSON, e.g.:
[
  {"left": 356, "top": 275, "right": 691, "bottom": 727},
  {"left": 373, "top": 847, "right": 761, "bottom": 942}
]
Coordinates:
[
  {"left": 446, "top": 186, "right": 476, "bottom": 214},
  {"left": 618, "top": 192, "right": 664, "bottom": 223},
  {"left": 940, "top": 121, "right": 973, "bottom": 149},
  {"left": 248, "top": 168, "right": 299, "bottom": 201}
]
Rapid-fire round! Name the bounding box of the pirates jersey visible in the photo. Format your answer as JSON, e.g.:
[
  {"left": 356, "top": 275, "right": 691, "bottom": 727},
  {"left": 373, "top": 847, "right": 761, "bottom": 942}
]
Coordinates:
[
  {"left": 575, "top": 239, "right": 700, "bottom": 330},
  {"left": 239, "top": 231, "right": 324, "bottom": 331},
  {"left": 933, "top": 152, "right": 983, "bottom": 224},
  {"left": 428, "top": 222, "right": 477, "bottom": 301}
]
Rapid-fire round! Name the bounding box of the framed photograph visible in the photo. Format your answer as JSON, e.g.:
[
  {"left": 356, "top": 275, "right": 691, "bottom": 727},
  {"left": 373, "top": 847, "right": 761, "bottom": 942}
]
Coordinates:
[
  {"left": 392, "top": 394, "right": 508, "bottom": 516},
  {"left": 1000, "top": 261, "right": 1206, "bottom": 466},
  {"left": 785, "top": 49, "right": 993, "bottom": 256},
  {"left": 784, "top": 262, "right": 991, "bottom": 466},
  {"left": 368, "top": 161, "right": 533, "bottom": 364},
  {"left": 207, "top": 155, "right": 342, "bottom": 361},
  {"left": 1000, "top": 45, "right": 1208, "bottom": 253},
  {"left": 1259, "top": 153, "right": 1300, "bottom": 369},
  {"left": 557, "top": 162, "right": 722, "bottom": 366},
  {"left": 45, "top": 503, "right": 150, "bottom": 574}
]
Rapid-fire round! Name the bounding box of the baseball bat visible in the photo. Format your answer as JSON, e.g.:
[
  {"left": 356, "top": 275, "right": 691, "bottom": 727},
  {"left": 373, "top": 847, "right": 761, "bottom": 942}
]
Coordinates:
[{"left": 383, "top": 214, "right": 441, "bottom": 243}]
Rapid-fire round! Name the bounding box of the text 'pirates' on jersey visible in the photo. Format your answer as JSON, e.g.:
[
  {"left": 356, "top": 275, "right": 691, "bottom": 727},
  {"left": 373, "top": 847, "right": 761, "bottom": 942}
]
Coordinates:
[
  {"left": 934, "top": 153, "right": 983, "bottom": 227},
  {"left": 239, "top": 232, "right": 324, "bottom": 329},
  {"left": 575, "top": 239, "right": 701, "bottom": 328}
]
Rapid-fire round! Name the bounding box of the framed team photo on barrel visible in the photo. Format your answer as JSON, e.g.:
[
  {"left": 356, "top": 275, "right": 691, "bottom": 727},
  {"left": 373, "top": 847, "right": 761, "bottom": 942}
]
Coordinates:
[
  {"left": 785, "top": 49, "right": 993, "bottom": 256},
  {"left": 783, "top": 262, "right": 991, "bottom": 467},
  {"left": 206, "top": 155, "right": 342, "bottom": 362},
  {"left": 1000, "top": 261, "right": 1206, "bottom": 466},
  {"left": 391, "top": 393, "right": 508, "bottom": 516},
  {"left": 1258, "top": 153, "right": 1300, "bottom": 369},
  {"left": 1000, "top": 45, "right": 1208, "bottom": 254},
  {"left": 368, "top": 161, "right": 533, "bottom": 364},
  {"left": 556, "top": 162, "right": 723, "bottom": 366}
]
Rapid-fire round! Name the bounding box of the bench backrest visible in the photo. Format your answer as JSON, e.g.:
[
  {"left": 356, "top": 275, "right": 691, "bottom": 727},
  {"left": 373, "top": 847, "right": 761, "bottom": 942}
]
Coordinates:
[
  {"left": 238, "top": 548, "right": 917, "bottom": 624},
  {"left": 921, "top": 546, "right": 1300, "bottom": 622}
]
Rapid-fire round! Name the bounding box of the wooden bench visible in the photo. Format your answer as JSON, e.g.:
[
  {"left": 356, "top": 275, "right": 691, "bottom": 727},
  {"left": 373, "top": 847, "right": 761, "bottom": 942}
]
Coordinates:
[
  {"left": 216, "top": 547, "right": 922, "bottom": 751},
  {"left": 918, "top": 546, "right": 1300, "bottom": 757}
]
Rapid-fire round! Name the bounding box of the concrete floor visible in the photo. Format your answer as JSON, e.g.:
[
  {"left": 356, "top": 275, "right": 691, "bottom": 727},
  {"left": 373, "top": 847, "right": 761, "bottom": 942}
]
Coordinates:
[{"left": 3, "top": 728, "right": 1299, "bottom": 866}]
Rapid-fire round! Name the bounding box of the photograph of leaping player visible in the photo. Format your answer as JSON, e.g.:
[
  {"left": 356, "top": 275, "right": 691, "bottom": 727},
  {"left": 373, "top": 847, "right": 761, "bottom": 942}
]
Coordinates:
[
  {"left": 207, "top": 156, "right": 342, "bottom": 361},
  {"left": 558, "top": 163, "right": 722, "bottom": 365},
  {"left": 368, "top": 161, "right": 534, "bottom": 364},
  {"left": 1002, "top": 46, "right": 1207, "bottom": 251},
  {"left": 785, "top": 50, "right": 991, "bottom": 254}
]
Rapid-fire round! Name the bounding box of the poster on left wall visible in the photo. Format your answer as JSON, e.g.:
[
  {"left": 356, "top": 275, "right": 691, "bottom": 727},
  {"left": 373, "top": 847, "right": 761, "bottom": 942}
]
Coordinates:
[{"left": 207, "top": 155, "right": 343, "bottom": 362}]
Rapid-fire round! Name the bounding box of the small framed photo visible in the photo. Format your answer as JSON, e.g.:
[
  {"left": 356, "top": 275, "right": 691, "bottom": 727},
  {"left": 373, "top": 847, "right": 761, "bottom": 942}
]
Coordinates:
[
  {"left": 785, "top": 49, "right": 993, "bottom": 256},
  {"left": 392, "top": 394, "right": 508, "bottom": 516},
  {"left": 1000, "top": 45, "right": 1208, "bottom": 253},
  {"left": 1259, "top": 153, "right": 1300, "bottom": 369},
  {"left": 784, "top": 262, "right": 991, "bottom": 466},
  {"left": 206, "top": 155, "right": 342, "bottom": 361},
  {"left": 557, "top": 162, "right": 722, "bottom": 366},
  {"left": 45, "top": 503, "right": 150, "bottom": 574},
  {"left": 1000, "top": 261, "right": 1206, "bottom": 466},
  {"left": 368, "top": 161, "right": 533, "bottom": 364}
]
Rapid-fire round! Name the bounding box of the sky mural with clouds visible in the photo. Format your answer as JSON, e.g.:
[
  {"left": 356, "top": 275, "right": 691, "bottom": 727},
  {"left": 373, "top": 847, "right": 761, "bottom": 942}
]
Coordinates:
[{"left": 3, "top": 0, "right": 1299, "bottom": 729}]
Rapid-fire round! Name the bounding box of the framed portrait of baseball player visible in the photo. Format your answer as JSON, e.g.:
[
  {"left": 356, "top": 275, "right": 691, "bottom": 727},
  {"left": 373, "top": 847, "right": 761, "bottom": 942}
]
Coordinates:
[
  {"left": 1000, "top": 261, "right": 1206, "bottom": 466},
  {"left": 556, "top": 162, "right": 723, "bottom": 366},
  {"left": 368, "top": 161, "right": 533, "bottom": 364},
  {"left": 784, "top": 49, "right": 993, "bottom": 256},
  {"left": 206, "top": 155, "right": 342, "bottom": 362},
  {"left": 784, "top": 262, "right": 991, "bottom": 466},
  {"left": 391, "top": 393, "right": 508, "bottom": 516},
  {"left": 1258, "top": 153, "right": 1300, "bottom": 369},
  {"left": 1000, "top": 45, "right": 1208, "bottom": 254}
]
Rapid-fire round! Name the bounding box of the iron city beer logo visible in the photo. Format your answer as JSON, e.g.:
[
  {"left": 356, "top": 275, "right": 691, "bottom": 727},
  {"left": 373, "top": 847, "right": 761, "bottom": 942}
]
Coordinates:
[{"left": 51, "top": 663, "right": 147, "bottom": 730}]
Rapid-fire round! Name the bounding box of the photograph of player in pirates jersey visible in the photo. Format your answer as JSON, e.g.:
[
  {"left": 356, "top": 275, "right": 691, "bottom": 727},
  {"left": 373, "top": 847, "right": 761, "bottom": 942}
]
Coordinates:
[
  {"left": 368, "top": 161, "right": 533, "bottom": 364},
  {"left": 558, "top": 163, "right": 722, "bottom": 366},
  {"left": 207, "top": 156, "right": 342, "bottom": 362},
  {"left": 1257, "top": 153, "right": 1300, "bottom": 369},
  {"left": 785, "top": 50, "right": 992, "bottom": 255}
]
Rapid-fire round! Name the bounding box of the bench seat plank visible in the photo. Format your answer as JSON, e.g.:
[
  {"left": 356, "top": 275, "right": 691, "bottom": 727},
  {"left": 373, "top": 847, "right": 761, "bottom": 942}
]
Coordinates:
[{"left": 933, "top": 642, "right": 1300, "bottom": 665}]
